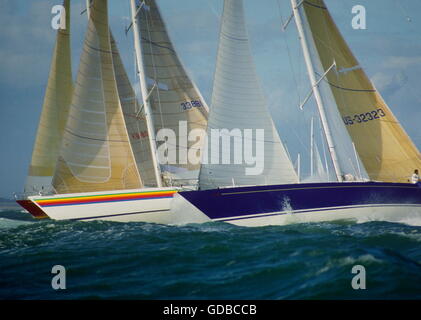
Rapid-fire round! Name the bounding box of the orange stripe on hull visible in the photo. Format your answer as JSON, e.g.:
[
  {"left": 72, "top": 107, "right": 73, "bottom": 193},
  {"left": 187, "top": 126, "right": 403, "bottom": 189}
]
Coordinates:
[{"left": 36, "top": 191, "right": 177, "bottom": 207}]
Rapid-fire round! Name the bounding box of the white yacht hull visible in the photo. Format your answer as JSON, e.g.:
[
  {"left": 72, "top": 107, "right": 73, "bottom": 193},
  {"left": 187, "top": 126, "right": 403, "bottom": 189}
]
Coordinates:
[{"left": 17, "top": 187, "right": 179, "bottom": 223}]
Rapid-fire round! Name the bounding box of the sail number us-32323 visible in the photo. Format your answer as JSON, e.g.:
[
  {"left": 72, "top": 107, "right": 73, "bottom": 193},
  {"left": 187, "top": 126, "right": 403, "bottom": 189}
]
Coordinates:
[{"left": 343, "top": 108, "right": 386, "bottom": 126}]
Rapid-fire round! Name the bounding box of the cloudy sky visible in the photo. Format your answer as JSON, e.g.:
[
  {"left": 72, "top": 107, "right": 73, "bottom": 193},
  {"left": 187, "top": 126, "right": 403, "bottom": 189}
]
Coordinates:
[{"left": 0, "top": 0, "right": 420, "bottom": 197}]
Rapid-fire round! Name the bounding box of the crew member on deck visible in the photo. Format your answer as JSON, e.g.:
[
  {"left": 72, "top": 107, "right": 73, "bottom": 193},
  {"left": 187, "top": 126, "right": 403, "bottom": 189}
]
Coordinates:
[{"left": 411, "top": 169, "right": 420, "bottom": 184}]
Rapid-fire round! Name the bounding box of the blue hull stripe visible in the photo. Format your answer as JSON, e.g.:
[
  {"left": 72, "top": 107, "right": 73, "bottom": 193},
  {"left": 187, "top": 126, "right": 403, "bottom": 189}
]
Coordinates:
[
  {"left": 179, "top": 182, "right": 421, "bottom": 221},
  {"left": 69, "top": 209, "right": 171, "bottom": 221}
]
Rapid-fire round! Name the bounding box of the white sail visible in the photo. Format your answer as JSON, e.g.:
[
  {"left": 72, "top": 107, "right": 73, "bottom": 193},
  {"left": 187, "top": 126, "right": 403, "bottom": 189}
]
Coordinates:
[
  {"left": 309, "top": 141, "right": 329, "bottom": 182},
  {"left": 52, "top": 0, "right": 142, "bottom": 193},
  {"left": 308, "top": 117, "right": 328, "bottom": 182},
  {"left": 134, "top": 0, "right": 209, "bottom": 185},
  {"left": 315, "top": 143, "right": 327, "bottom": 178},
  {"left": 198, "top": 0, "right": 298, "bottom": 190},
  {"left": 25, "top": 0, "right": 72, "bottom": 194}
]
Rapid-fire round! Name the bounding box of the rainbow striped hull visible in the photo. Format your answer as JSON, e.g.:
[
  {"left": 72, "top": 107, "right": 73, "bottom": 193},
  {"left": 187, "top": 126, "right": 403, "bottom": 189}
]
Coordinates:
[{"left": 17, "top": 187, "right": 179, "bottom": 223}]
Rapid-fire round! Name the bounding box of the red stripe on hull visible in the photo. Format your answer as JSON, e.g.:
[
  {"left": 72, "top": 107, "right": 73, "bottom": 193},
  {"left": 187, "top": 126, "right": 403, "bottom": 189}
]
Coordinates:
[
  {"left": 16, "top": 200, "right": 49, "bottom": 219},
  {"left": 38, "top": 192, "right": 175, "bottom": 207}
]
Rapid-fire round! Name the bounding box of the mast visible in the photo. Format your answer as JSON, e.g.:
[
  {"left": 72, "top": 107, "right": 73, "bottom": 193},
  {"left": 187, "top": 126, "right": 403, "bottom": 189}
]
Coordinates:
[
  {"left": 290, "top": 0, "right": 343, "bottom": 182},
  {"left": 129, "top": 0, "right": 162, "bottom": 187},
  {"left": 86, "top": 0, "right": 91, "bottom": 16}
]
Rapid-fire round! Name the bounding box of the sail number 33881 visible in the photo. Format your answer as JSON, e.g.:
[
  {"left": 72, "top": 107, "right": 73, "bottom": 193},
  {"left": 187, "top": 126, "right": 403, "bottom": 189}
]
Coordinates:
[
  {"left": 343, "top": 108, "right": 386, "bottom": 126},
  {"left": 181, "top": 100, "right": 203, "bottom": 111}
]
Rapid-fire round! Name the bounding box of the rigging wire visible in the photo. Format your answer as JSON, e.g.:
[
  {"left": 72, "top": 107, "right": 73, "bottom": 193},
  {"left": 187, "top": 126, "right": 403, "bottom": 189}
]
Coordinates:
[
  {"left": 206, "top": 0, "right": 221, "bottom": 20},
  {"left": 393, "top": 0, "right": 412, "bottom": 23},
  {"left": 276, "top": 0, "right": 313, "bottom": 174},
  {"left": 390, "top": 0, "right": 421, "bottom": 103},
  {"left": 276, "top": 0, "right": 301, "bottom": 107}
]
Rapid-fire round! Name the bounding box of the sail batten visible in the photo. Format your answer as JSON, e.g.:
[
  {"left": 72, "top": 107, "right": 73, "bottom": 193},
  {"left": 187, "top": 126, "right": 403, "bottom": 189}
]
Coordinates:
[{"left": 300, "top": 0, "right": 421, "bottom": 182}]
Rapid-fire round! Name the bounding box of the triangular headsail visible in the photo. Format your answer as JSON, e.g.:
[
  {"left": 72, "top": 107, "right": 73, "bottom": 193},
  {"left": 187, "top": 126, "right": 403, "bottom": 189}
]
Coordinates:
[
  {"left": 110, "top": 33, "right": 157, "bottom": 187},
  {"left": 52, "top": 0, "right": 142, "bottom": 193},
  {"left": 25, "top": 0, "right": 72, "bottom": 194},
  {"left": 299, "top": 0, "right": 421, "bottom": 182},
  {"left": 134, "top": 0, "right": 209, "bottom": 184},
  {"left": 198, "top": 0, "right": 298, "bottom": 189}
]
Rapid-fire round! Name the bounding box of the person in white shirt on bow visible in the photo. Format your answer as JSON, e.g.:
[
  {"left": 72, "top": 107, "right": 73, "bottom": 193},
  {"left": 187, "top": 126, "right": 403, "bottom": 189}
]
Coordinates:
[{"left": 411, "top": 169, "right": 420, "bottom": 184}]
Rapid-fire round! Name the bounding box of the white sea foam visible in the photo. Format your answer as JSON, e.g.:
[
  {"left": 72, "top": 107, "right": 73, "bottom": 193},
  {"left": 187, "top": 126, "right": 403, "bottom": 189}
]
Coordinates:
[
  {"left": 393, "top": 217, "right": 421, "bottom": 227},
  {"left": 338, "top": 254, "right": 383, "bottom": 266},
  {"left": 315, "top": 254, "right": 382, "bottom": 276},
  {"left": 355, "top": 210, "right": 421, "bottom": 227},
  {"left": 389, "top": 231, "right": 421, "bottom": 242},
  {"left": 0, "top": 218, "right": 32, "bottom": 229}
]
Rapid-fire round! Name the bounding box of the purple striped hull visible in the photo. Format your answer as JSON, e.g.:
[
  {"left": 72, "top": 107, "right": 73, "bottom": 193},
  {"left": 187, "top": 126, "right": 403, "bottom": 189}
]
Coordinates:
[{"left": 178, "top": 182, "right": 421, "bottom": 225}]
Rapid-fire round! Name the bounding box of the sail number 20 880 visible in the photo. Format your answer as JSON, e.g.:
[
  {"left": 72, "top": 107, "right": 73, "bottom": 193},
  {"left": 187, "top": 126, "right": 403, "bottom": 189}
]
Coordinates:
[{"left": 343, "top": 108, "right": 386, "bottom": 126}]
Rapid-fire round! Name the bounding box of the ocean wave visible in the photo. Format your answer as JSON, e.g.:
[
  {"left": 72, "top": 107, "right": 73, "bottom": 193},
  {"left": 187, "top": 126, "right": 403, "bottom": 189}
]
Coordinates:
[
  {"left": 0, "top": 217, "right": 33, "bottom": 230},
  {"left": 0, "top": 219, "right": 420, "bottom": 299}
]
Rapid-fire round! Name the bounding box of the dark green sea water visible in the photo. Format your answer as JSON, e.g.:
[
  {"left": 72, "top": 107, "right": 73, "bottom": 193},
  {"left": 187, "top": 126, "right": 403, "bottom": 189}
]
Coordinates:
[{"left": 0, "top": 208, "right": 420, "bottom": 300}]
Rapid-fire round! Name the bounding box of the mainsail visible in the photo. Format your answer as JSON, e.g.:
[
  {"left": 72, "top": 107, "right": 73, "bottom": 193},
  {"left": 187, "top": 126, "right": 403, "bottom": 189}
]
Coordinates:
[
  {"left": 198, "top": 0, "right": 298, "bottom": 189},
  {"left": 25, "top": 0, "right": 72, "bottom": 194},
  {"left": 299, "top": 0, "right": 421, "bottom": 182},
  {"left": 134, "top": 0, "right": 209, "bottom": 183},
  {"left": 52, "top": 0, "right": 142, "bottom": 193}
]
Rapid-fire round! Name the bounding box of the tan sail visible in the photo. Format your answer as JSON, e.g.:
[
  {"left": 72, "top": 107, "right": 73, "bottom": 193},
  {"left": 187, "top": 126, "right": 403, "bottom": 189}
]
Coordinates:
[
  {"left": 52, "top": 0, "right": 142, "bottom": 193},
  {"left": 25, "top": 0, "right": 72, "bottom": 193},
  {"left": 301, "top": 0, "right": 421, "bottom": 182},
  {"left": 137, "top": 0, "right": 209, "bottom": 178},
  {"left": 110, "top": 33, "right": 157, "bottom": 187}
]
